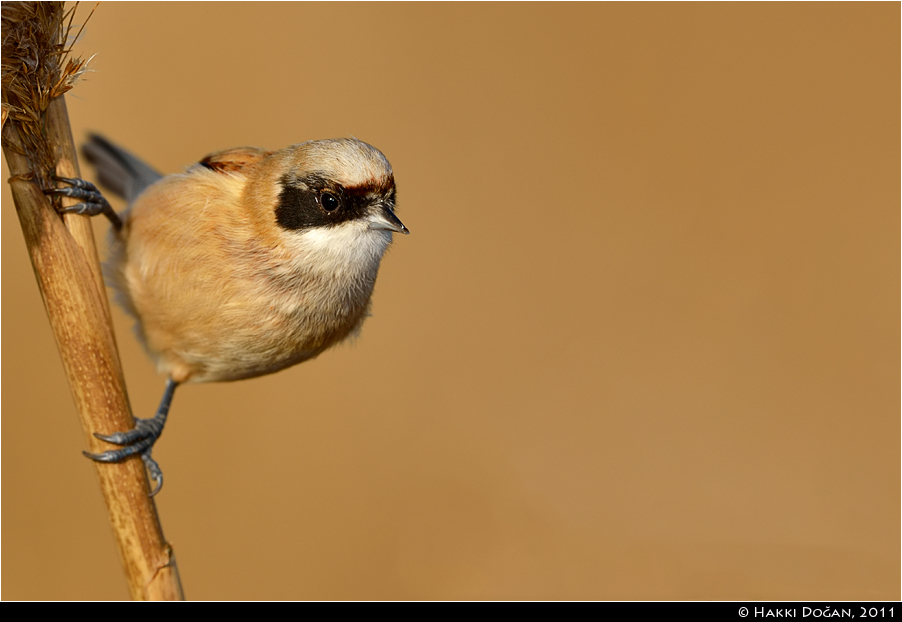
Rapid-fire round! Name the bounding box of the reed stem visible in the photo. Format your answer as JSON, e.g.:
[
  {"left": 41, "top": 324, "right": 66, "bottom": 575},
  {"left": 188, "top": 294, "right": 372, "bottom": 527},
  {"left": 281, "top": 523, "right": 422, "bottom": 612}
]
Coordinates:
[{"left": 1, "top": 2, "right": 184, "bottom": 600}]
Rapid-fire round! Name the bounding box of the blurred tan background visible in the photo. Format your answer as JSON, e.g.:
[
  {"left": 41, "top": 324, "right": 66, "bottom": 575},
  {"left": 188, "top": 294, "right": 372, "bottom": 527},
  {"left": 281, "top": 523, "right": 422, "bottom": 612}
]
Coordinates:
[{"left": 2, "top": 2, "right": 898, "bottom": 600}]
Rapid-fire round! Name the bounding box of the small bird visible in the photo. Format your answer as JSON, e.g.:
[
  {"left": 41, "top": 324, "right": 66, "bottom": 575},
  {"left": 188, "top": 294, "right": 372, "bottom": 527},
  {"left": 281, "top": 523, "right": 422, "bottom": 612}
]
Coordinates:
[{"left": 47, "top": 135, "right": 409, "bottom": 494}]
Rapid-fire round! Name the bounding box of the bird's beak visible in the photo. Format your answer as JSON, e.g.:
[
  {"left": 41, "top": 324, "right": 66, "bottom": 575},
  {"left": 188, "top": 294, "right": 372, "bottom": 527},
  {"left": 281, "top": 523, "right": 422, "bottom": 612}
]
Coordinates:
[{"left": 368, "top": 204, "right": 410, "bottom": 235}]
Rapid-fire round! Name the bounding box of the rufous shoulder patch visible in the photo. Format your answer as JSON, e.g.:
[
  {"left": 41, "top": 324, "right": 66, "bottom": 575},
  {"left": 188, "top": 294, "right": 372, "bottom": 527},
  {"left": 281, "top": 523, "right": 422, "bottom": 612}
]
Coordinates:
[{"left": 200, "top": 146, "right": 271, "bottom": 174}]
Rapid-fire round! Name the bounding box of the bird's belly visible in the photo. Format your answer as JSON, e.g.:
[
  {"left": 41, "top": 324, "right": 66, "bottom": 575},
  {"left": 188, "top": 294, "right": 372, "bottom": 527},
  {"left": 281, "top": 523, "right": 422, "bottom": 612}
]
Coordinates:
[{"left": 142, "top": 289, "right": 369, "bottom": 384}]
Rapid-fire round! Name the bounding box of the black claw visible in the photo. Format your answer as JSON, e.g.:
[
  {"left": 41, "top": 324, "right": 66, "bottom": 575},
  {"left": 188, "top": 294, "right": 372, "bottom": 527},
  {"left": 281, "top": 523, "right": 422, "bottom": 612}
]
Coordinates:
[
  {"left": 44, "top": 176, "right": 123, "bottom": 231},
  {"left": 83, "top": 379, "right": 178, "bottom": 496},
  {"left": 83, "top": 435, "right": 154, "bottom": 463},
  {"left": 142, "top": 452, "right": 164, "bottom": 497},
  {"left": 93, "top": 430, "right": 145, "bottom": 445},
  {"left": 51, "top": 175, "right": 94, "bottom": 189},
  {"left": 58, "top": 202, "right": 107, "bottom": 217},
  {"left": 93, "top": 416, "right": 163, "bottom": 446}
]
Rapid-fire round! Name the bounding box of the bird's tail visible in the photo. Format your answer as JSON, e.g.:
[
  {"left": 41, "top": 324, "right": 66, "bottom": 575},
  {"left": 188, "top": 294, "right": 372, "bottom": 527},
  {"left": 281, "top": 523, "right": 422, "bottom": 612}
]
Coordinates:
[{"left": 81, "top": 134, "right": 163, "bottom": 204}]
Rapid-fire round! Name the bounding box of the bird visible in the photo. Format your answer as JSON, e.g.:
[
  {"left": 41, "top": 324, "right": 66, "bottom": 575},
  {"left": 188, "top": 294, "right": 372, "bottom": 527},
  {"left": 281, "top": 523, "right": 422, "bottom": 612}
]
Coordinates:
[{"left": 46, "top": 135, "right": 409, "bottom": 494}]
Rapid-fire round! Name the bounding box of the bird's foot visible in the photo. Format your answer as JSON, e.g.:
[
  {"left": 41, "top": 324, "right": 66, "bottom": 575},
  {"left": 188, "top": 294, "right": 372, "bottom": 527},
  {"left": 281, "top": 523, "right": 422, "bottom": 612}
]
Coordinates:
[
  {"left": 83, "top": 379, "right": 178, "bottom": 497},
  {"left": 83, "top": 421, "right": 165, "bottom": 496},
  {"left": 44, "top": 176, "right": 123, "bottom": 231}
]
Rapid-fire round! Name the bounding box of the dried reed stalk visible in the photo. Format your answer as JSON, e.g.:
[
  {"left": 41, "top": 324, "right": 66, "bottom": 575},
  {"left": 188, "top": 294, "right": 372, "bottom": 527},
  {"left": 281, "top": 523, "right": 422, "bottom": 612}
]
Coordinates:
[{"left": 1, "top": 2, "right": 184, "bottom": 600}]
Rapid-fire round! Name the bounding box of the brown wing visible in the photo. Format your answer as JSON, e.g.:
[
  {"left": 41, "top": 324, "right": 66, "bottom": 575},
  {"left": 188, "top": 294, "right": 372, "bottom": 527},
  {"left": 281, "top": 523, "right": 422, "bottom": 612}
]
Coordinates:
[{"left": 199, "top": 146, "right": 272, "bottom": 174}]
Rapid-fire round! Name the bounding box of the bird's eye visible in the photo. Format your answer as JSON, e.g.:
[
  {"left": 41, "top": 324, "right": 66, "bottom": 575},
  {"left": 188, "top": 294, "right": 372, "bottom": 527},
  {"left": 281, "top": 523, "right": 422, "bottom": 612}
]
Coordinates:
[{"left": 320, "top": 192, "right": 340, "bottom": 212}]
